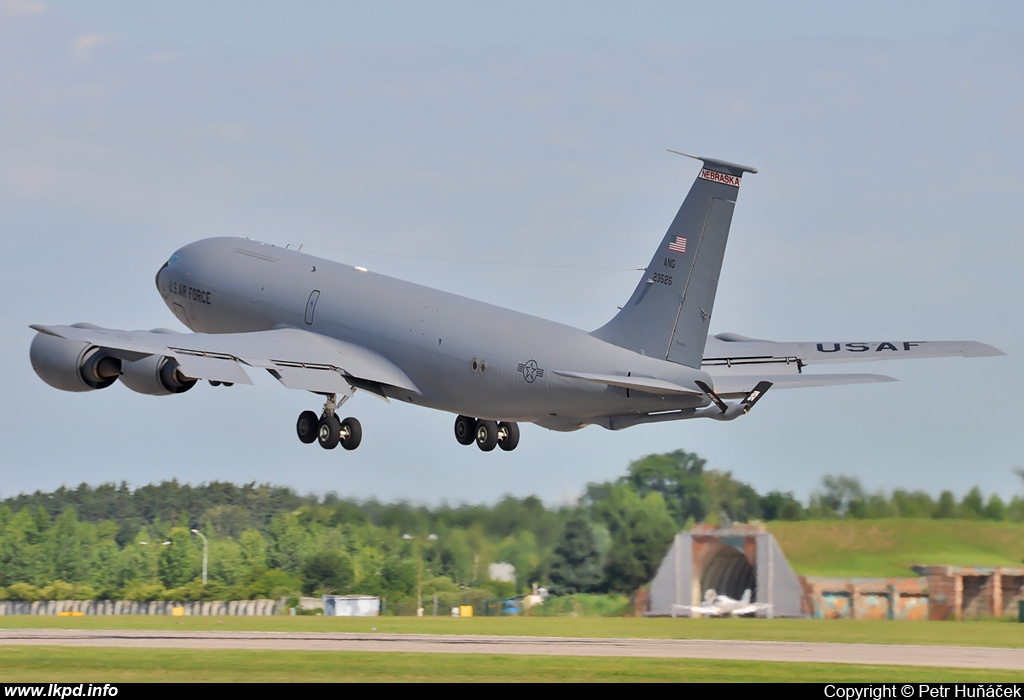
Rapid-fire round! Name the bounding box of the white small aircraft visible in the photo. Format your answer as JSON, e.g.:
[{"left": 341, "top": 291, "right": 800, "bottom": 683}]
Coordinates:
[{"left": 672, "top": 589, "right": 772, "bottom": 618}]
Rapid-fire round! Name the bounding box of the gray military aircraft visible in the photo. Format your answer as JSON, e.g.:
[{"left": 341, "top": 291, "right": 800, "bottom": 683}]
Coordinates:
[{"left": 29, "top": 154, "right": 1003, "bottom": 453}]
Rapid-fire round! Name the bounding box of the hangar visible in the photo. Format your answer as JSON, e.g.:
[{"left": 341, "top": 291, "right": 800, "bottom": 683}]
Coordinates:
[{"left": 644, "top": 524, "right": 803, "bottom": 617}]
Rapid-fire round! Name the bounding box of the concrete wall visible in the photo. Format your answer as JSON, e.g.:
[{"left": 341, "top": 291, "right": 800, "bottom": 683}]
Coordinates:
[
  {"left": 917, "top": 566, "right": 1024, "bottom": 620},
  {"left": 800, "top": 577, "right": 929, "bottom": 620},
  {"left": 0, "top": 599, "right": 280, "bottom": 616},
  {"left": 801, "top": 566, "right": 1024, "bottom": 621}
]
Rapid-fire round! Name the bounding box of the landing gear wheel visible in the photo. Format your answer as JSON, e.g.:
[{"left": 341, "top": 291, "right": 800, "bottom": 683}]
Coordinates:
[
  {"left": 339, "top": 417, "right": 362, "bottom": 451},
  {"left": 454, "top": 415, "right": 477, "bottom": 446},
  {"left": 475, "top": 420, "right": 498, "bottom": 452},
  {"left": 296, "top": 411, "right": 319, "bottom": 444},
  {"left": 497, "top": 421, "right": 520, "bottom": 451},
  {"left": 317, "top": 414, "right": 341, "bottom": 450}
]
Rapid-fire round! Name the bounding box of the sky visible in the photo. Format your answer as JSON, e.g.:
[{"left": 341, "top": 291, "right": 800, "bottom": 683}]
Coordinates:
[{"left": 2, "top": 0, "right": 1022, "bottom": 507}]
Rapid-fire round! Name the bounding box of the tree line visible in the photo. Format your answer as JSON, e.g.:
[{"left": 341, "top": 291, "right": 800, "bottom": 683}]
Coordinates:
[{"left": 1, "top": 451, "right": 1021, "bottom": 604}]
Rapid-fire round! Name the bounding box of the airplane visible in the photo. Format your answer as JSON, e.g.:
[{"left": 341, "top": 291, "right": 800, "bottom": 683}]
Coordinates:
[
  {"left": 672, "top": 588, "right": 772, "bottom": 618},
  {"left": 29, "top": 153, "right": 1004, "bottom": 453}
]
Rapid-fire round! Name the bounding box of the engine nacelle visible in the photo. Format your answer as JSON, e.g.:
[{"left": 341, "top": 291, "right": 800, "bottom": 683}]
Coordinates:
[
  {"left": 119, "top": 355, "right": 197, "bottom": 396},
  {"left": 30, "top": 332, "right": 122, "bottom": 392}
]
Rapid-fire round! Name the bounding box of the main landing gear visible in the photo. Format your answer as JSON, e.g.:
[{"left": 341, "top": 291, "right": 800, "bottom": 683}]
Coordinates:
[
  {"left": 296, "top": 393, "right": 362, "bottom": 451},
  {"left": 454, "top": 415, "right": 519, "bottom": 452}
]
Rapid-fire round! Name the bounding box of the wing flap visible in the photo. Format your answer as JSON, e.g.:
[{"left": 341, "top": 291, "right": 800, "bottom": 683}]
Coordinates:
[
  {"left": 171, "top": 353, "right": 254, "bottom": 385},
  {"left": 552, "top": 370, "right": 700, "bottom": 396},
  {"left": 265, "top": 365, "right": 354, "bottom": 394}
]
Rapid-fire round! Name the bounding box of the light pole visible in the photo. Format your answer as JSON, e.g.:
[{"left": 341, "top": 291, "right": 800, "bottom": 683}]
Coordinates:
[
  {"left": 190, "top": 529, "right": 209, "bottom": 585},
  {"left": 138, "top": 541, "right": 171, "bottom": 584},
  {"left": 402, "top": 533, "right": 437, "bottom": 615}
]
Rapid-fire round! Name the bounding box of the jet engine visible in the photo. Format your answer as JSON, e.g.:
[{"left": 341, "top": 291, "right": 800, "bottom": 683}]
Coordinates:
[
  {"left": 119, "top": 355, "right": 197, "bottom": 395},
  {"left": 30, "top": 332, "right": 122, "bottom": 392}
]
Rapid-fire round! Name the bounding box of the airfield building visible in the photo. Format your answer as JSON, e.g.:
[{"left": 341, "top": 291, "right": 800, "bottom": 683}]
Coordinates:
[
  {"left": 645, "top": 524, "right": 803, "bottom": 617},
  {"left": 643, "top": 524, "right": 1024, "bottom": 621}
]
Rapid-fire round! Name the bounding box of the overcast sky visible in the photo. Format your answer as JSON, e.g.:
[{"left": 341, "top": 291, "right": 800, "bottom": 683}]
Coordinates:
[{"left": 2, "top": 0, "right": 1022, "bottom": 507}]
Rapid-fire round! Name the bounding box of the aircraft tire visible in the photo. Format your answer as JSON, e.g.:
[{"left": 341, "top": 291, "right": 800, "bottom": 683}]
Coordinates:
[
  {"left": 475, "top": 420, "right": 498, "bottom": 452},
  {"left": 454, "top": 415, "right": 477, "bottom": 446},
  {"left": 317, "top": 414, "right": 341, "bottom": 450},
  {"left": 340, "top": 417, "right": 362, "bottom": 450},
  {"left": 296, "top": 411, "right": 319, "bottom": 444},
  {"left": 497, "top": 421, "right": 520, "bottom": 451}
]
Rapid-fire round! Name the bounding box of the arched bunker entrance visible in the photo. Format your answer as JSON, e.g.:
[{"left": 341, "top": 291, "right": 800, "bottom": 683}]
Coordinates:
[
  {"left": 646, "top": 524, "right": 803, "bottom": 617},
  {"left": 699, "top": 542, "right": 757, "bottom": 602}
]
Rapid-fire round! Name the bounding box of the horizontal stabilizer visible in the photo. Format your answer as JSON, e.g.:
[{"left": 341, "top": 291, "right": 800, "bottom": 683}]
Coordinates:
[
  {"left": 711, "top": 373, "right": 896, "bottom": 398},
  {"left": 552, "top": 370, "right": 700, "bottom": 396},
  {"left": 704, "top": 335, "right": 1004, "bottom": 368}
]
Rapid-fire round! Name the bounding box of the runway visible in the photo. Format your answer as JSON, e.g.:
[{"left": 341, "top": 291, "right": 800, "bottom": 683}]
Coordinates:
[{"left": 1, "top": 629, "right": 1021, "bottom": 670}]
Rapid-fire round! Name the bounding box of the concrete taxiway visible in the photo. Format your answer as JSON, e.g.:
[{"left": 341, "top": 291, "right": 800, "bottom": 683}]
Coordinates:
[{"left": 0, "top": 629, "right": 1021, "bottom": 670}]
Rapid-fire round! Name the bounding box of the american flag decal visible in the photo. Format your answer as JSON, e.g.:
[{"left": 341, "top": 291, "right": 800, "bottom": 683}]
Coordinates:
[{"left": 668, "top": 236, "right": 687, "bottom": 253}]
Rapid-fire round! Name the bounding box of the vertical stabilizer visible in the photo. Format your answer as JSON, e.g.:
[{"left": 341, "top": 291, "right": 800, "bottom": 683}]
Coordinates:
[{"left": 591, "top": 155, "right": 756, "bottom": 368}]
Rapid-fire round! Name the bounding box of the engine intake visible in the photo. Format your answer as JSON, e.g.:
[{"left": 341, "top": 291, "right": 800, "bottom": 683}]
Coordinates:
[
  {"left": 30, "top": 332, "right": 121, "bottom": 392},
  {"left": 119, "top": 355, "right": 197, "bottom": 395}
]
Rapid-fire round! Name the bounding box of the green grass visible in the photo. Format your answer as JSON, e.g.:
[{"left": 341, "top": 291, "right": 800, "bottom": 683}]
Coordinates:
[
  {"left": 2, "top": 647, "right": 1022, "bottom": 683},
  {"left": 2, "top": 615, "right": 1023, "bottom": 648},
  {"left": 768, "top": 519, "right": 1024, "bottom": 577}
]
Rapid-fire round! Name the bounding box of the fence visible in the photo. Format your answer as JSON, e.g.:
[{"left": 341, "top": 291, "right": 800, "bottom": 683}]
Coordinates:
[
  {"left": 386, "top": 590, "right": 497, "bottom": 616},
  {"left": 0, "top": 599, "right": 279, "bottom": 616}
]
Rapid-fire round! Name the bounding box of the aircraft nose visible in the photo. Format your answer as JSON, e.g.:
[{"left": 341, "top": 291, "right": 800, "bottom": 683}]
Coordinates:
[{"left": 155, "top": 261, "right": 168, "bottom": 294}]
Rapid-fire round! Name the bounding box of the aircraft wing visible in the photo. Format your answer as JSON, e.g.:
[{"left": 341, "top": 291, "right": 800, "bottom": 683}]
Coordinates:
[
  {"left": 730, "top": 603, "right": 772, "bottom": 617},
  {"left": 29, "top": 324, "right": 420, "bottom": 397},
  {"left": 671, "top": 604, "right": 725, "bottom": 618}
]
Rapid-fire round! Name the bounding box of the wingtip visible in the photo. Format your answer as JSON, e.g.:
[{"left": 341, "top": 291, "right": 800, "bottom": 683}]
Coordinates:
[{"left": 962, "top": 342, "right": 1006, "bottom": 358}]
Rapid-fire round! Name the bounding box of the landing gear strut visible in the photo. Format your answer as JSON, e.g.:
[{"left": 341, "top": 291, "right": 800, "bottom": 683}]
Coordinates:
[
  {"left": 454, "top": 415, "right": 520, "bottom": 452},
  {"left": 296, "top": 393, "right": 362, "bottom": 451}
]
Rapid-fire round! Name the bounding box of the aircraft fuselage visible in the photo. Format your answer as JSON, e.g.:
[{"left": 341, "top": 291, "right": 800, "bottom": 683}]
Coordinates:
[{"left": 156, "top": 237, "right": 712, "bottom": 430}]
